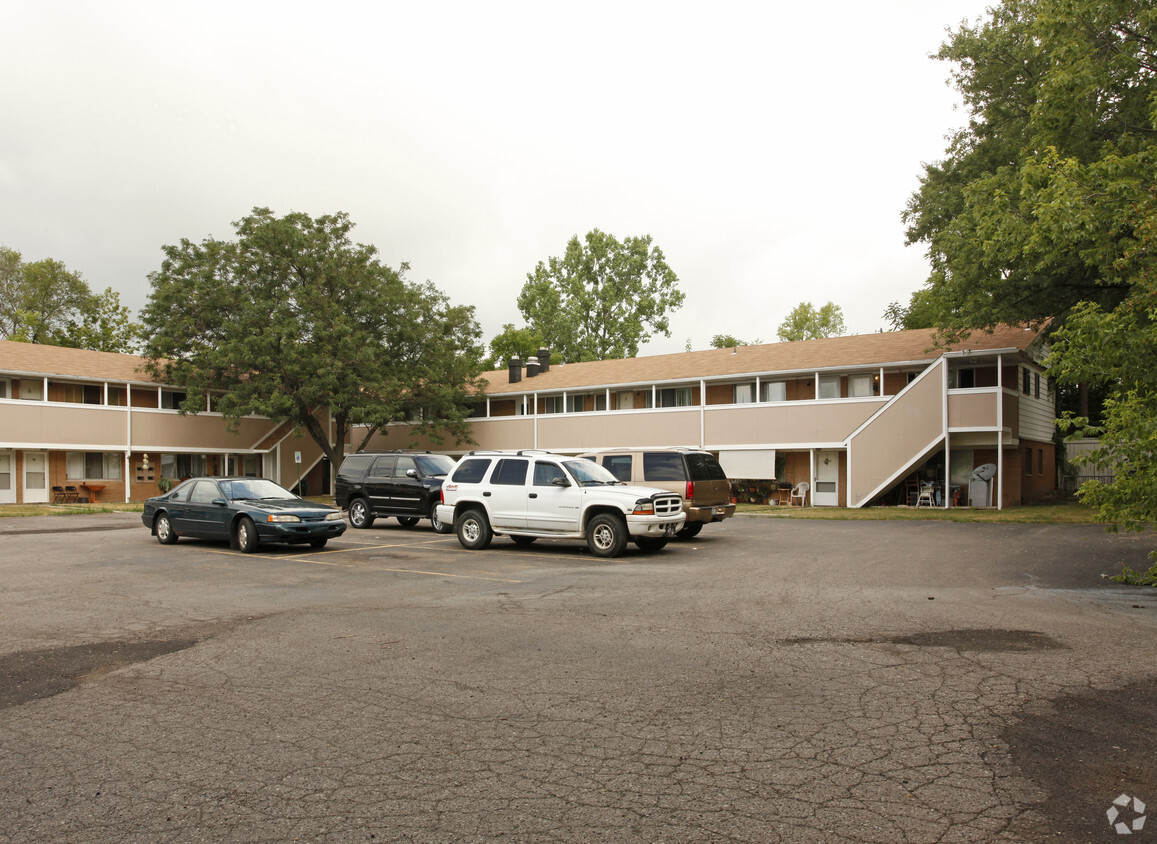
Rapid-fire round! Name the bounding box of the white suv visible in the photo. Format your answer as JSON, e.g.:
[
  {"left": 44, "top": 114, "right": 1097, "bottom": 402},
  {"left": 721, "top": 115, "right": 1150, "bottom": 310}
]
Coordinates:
[{"left": 436, "top": 450, "right": 685, "bottom": 557}]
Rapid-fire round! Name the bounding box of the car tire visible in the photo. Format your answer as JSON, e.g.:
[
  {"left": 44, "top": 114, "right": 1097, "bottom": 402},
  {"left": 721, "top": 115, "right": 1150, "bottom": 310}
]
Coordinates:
[
  {"left": 398, "top": 517, "right": 420, "bottom": 527},
  {"left": 510, "top": 535, "right": 537, "bottom": 546},
  {"left": 676, "top": 522, "right": 703, "bottom": 539},
  {"left": 348, "top": 498, "right": 375, "bottom": 529},
  {"left": 236, "top": 516, "right": 259, "bottom": 553},
  {"left": 155, "top": 513, "right": 178, "bottom": 545},
  {"left": 634, "top": 536, "right": 668, "bottom": 553},
  {"left": 586, "top": 513, "right": 628, "bottom": 558},
  {"left": 308, "top": 537, "right": 328, "bottom": 549},
  {"left": 456, "top": 508, "right": 493, "bottom": 550},
  {"left": 430, "top": 505, "right": 452, "bottom": 534}
]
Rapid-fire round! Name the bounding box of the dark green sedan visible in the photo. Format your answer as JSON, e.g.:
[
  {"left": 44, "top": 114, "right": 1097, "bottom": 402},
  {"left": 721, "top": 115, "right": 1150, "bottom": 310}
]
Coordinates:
[{"left": 142, "top": 477, "right": 346, "bottom": 552}]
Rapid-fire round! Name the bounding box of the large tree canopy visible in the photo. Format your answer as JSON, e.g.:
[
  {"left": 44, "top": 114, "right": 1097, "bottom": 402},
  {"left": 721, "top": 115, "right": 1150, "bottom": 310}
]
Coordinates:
[
  {"left": 899, "top": 0, "right": 1157, "bottom": 557},
  {"left": 776, "top": 302, "right": 846, "bottom": 342},
  {"left": 0, "top": 247, "right": 139, "bottom": 352},
  {"left": 141, "top": 208, "right": 484, "bottom": 470},
  {"left": 896, "top": 0, "right": 1154, "bottom": 336},
  {"left": 516, "top": 229, "right": 684, "bottom": 362}
]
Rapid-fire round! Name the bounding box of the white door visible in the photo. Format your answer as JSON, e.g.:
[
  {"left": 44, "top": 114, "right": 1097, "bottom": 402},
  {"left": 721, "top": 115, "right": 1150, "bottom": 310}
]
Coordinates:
[
  {"left": 0, "top": 452, "right": 15, "bottom": 504},
  {"left": 23, "top": 451, "right": 49, "bottom": 503},
  {"left": 813, "top": 450, "right": 839, "bottom": 507}
]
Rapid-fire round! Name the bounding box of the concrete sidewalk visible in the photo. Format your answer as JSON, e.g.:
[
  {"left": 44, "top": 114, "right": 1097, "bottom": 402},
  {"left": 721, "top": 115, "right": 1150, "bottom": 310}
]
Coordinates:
[{"left": 0, "top": 510, "right": 142, "bottom": 535}]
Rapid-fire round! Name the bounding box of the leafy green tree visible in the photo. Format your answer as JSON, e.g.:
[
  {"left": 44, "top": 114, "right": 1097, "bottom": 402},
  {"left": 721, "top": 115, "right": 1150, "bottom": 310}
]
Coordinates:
[
  {"left": 483, "top": 323, "right": 559, "bottom": 370},
  {"left": 776, "top": 302, "right": 846, "bottom": 342},
  {"left": 0, "top": 247, "right": 98, "bottom": 345},
  {"left": 141, "top": 208, "right": 485, "bottom": 471},
  {"left": 709, "top": 334, "right": 761, "bottom": 348},
  {"left": 898, "top": 0, "right": 1153, "bottom": 337},
  {"left": 62, "top": 287, "right": 143, "bottom": 354},
  {"left": 517, "top": 229, "right": 684, "bottom": 361},
  {"left": 899, "top": 0, "right": 1157, "bottom": 549}
]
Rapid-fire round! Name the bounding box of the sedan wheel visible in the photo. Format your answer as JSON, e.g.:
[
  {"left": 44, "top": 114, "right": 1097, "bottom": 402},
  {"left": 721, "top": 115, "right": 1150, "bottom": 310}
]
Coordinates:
[
  {"left": 155, "top": 513, "right": 178, "bottom": 545},
  {"left": 236, "top": 516, "right": 259, "bottom": 553}
]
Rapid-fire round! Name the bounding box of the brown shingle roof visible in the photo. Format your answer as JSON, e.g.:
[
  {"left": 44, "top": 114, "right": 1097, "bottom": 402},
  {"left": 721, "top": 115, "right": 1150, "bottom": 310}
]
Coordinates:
[
  {"left": 0, "top": 340, "right": 159, "bottom": 384},
  {"left": 478, "top": 325, "right": 1044, "bottom": 396}
]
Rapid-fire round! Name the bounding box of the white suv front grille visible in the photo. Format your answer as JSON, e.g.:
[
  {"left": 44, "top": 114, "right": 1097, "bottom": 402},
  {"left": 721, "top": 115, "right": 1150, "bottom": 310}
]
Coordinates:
[{"left": 653, "top": 495, "right": 682, "bottom": 516}]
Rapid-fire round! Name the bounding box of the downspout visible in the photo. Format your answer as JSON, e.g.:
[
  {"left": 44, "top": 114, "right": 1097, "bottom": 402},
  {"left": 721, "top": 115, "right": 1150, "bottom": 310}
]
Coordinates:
[
  {"left": 997, "top": 354, "right": 1004, "bottom": 510},
  {"left": 942, "top": 358, "right": 950, "bottom": 508},
  {"left": 699, "top": 379, "right": 705, "bottom": 448},
  {"left": 533, "top": 392, "right": 538, "bottom": 449},
  {"left": 125, "top": 383, "right": 133, "bottom": 503}
]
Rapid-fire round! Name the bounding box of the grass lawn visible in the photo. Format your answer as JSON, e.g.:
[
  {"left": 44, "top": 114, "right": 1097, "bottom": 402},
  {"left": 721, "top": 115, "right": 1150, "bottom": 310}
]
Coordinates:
[
  {"left": 0, "top": 501, "right": 146, "bottom": 518},
  {"left": 735, "top": 500, "right": 1103, "bottom": 524}
]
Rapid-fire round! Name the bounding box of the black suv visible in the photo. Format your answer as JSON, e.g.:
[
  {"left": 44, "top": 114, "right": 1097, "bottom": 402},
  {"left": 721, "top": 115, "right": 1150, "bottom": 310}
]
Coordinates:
[{"left": 334, "top": 451, "right": 456, "bottom": 532}]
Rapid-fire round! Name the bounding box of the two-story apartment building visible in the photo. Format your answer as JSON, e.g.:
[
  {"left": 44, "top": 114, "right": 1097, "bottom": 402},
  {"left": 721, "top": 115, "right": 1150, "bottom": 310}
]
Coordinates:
[
  {"left": 362, "top": 325, "right": 1057, "bottom": 509},
  {"left": 0, "top": 340, "right": 332, "bottom": 504}
]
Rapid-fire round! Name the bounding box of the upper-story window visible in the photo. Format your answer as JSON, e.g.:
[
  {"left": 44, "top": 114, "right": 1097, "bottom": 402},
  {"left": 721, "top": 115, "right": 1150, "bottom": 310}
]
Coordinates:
[
  {"left": 733, "top": 383, "right": 755, "bottom": 404},
  {"left": 18, "top": 379, "right": 44, "bottom": 401},
  {"left": 848, "top": 374, "right": 873, "bottom": 397},
  {"left": 658, "top": 387, "right": 693, "bottom": 408},
  {"left": 949, "top": 368, "right": 975, "bottom": 389},
  {"left": 1034, "top": 372, "right": 1041, "bottom": 398},
  {"left": 760, "top": 381, "right": 787, "bottom": 402},
  {"left": 541, "top": 396, "right": 563, "bottom": 414},
  {"left": 566, "top": 395, "right": 585, "bottom": 413},
  {"left": 160, "top": 389, "right": 186, "bottom": 409},
  {"left": 819, "top": 376, "right": 840, "bottom": 399},
  {"left": 0, "top": 378, "right": 9, "bottom": 399},
  {"left": 1022, "top": 368, "right": 1032, "bottom": 394}
]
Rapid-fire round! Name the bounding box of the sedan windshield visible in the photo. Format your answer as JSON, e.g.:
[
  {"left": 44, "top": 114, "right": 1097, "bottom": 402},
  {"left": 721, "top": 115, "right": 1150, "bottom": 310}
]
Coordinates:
[
  {"left": 219, "top": 479, "right": 296, "bottom": 501},
  {"left": 562, "top": 459, "right": 622, "bottom": 486}
]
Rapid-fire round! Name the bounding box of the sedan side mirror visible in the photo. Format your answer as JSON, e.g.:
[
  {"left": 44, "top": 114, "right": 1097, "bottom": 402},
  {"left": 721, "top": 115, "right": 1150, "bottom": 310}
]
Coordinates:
[{"left": 212, "top": 498, "right": 228, "bottom": 506}]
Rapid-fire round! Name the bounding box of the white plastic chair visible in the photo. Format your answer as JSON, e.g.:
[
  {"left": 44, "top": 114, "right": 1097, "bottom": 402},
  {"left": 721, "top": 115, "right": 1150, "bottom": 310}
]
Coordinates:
[
  {"left": 916, "top": 482, "right": 935, "bottom": 507},
  {"left": 790, "top": 481, "right": 809, "bottom": 506}
]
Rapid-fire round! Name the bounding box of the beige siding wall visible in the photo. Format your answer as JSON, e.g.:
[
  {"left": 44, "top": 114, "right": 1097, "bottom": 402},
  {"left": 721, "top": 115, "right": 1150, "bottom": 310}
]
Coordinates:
[
  {"left": 4, "top": 403, "right": 127, "bottom": 447},
  {"left": 538, "top": 409, "right": 700, "bottom": 450},
  {"left": 130, "top": 411, "right": 280, "bottom": 450},
  {"left": 847, "top": 361, "right": 946, "bottom": 506},
  {"left": 947, "top": 390, "right": 1000, "bottom": 429},
  {"left": 704, "top": 401, "right": 881, "bottom": 446}
]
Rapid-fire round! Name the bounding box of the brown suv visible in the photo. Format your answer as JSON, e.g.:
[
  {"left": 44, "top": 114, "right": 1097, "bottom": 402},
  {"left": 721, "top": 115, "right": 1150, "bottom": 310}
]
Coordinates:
[{"left": 578, "top": 447, "right": 734, "bottom": 538}]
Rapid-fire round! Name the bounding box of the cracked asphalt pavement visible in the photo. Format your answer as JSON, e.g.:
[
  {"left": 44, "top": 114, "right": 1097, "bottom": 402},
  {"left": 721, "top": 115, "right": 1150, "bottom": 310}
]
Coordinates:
[{"left": 0, "top": 512, "right": 1154, "bottom": 842}]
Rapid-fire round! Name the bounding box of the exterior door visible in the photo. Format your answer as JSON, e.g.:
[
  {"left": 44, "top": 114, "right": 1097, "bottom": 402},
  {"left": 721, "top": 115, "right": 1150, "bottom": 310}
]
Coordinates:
[
  {"left": 0, "top": 451, "right": 14, "bottom": 504},
  {"left": 813, "top": 451, "right": 839, "bottom": 507},
  {"left": 23, "top": 451, "right": 49, "bottom": 503}
]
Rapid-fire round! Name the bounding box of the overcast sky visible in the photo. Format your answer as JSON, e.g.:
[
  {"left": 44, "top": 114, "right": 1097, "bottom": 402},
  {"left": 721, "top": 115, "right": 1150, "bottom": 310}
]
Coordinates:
[{"left": 2, "top": 0, "right": 993, "bottom": 357}]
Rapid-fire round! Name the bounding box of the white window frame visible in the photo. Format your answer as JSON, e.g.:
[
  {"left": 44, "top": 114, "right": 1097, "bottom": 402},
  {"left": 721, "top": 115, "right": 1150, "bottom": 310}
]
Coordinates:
[
  {"left": 760, "top": 381, "right": 787, "bottom": 402},
  {"left": 733, "top": 383, "right": 755, "bottom": 404}
]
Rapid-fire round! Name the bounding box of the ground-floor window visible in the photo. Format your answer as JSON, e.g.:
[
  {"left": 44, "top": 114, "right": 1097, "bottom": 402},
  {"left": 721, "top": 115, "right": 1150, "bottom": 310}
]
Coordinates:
[{"left": 66, "top": 452, "right": 123, "bottom": 480}]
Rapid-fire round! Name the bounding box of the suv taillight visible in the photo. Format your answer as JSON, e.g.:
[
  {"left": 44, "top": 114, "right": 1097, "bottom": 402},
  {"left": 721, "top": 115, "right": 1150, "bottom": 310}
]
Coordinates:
[{"left": 686, "top": 480, "right": 694, "bottom": 500}]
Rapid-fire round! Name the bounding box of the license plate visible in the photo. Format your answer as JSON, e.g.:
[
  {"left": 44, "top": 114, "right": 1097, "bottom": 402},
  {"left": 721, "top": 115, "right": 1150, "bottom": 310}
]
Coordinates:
[{"left": 664, "top": 524, "right": 677, "bottom": 537}]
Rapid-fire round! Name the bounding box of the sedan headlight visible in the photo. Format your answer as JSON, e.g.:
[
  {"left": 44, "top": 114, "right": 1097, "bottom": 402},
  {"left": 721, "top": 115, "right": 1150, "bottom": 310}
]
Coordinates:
[
  {"left": 266, "top": 514, "right": 301, "bottom": 523},
  {"left": 325, "top": 511, "right": 344, "bottom": 521}
]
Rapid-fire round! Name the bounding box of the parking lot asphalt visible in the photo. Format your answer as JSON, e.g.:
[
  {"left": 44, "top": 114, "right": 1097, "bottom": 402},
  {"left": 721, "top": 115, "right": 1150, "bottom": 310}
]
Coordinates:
[{"left": 0, "top": 512, "right": 1154, "bottom": 843}]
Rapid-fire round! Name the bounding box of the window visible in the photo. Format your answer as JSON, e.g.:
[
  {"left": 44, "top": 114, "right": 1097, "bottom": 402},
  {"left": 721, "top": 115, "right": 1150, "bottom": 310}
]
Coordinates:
[
  {"left": 819, "top": 376, "right": 840, "bottom": 399},
  {"left": 491, "top": 459, "right": 528, "bottom": 486},
  {"left": 450, "top": 458, "right": 491, "bottom": 484},
  {"left": 533, "top": 462, "right": 567, "bottom": 486},
  {"left": 950, "top": 368, "right": 975, "bottom": 389},
  {"left": 733, "top": 383, "right": 754, "bottom": 404},
  {"left": 566, "top": 395, "right": 585, "bottom": 413},
  {"left": 603, "top": 455, "right": 633, "bottom": 482},
  {"left": 541, "top": 396, "right": 563, "bottom": 414},
  {"left": 395, "top": 456, "right": 417, "bottom": 478},
  {"left": 107, "top": 387, "right": 126, "bottom": 406},
  {"left": 160, "top": 390, "right": 186, "bottom": 409},
  {"left": 848, "top": 374, "right": 873, "bottom": 397},
  {"left": 1034, "top": 372, "right": 1040, "bottom": 398},
  {"left": 369, "top": 456, "right": 396, "bottom": 478},
  {"left": 760, "top": 381, "right": 787, "bottom": 402},
  {"left": 19, "top": 379, "right": 44, "bottom": 401},
  {"left": 1024, "top": 448, "right": 1033, "bottom": 475},
  {"left": 66, "top": 452, "right": 123, "bottom": 480},
  {"left": 0, "top": 379, "right": 9, "bottom": 399},
  {"left": 190, "top": 480, "right": 220, "bottom": 504},
  {"left": 243, "top": 455, "right": 261, "bottom": 477},
  {"left": 1022, "top": 368, "right": 1031, "bottom": 395},
  {"left": 643, "top": 452, "right": 686, "bottom": 482},
  {"left": 0, "top": 453, "right": 10, "bottom": 491},
  {"left": 658, "top": 387, "right": 693, "bottom": 407}
]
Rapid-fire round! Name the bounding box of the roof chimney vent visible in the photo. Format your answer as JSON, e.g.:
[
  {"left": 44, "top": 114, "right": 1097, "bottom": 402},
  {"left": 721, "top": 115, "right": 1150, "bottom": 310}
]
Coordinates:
[
  {"left": 537, "top": 348, "right": 550, "bottom": 372},
  {"left": 526, "top": 356, "right": 540, "bottom": 377},
  {"left": 508, "top": 356, "right": 522, "bottom": 384}
]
